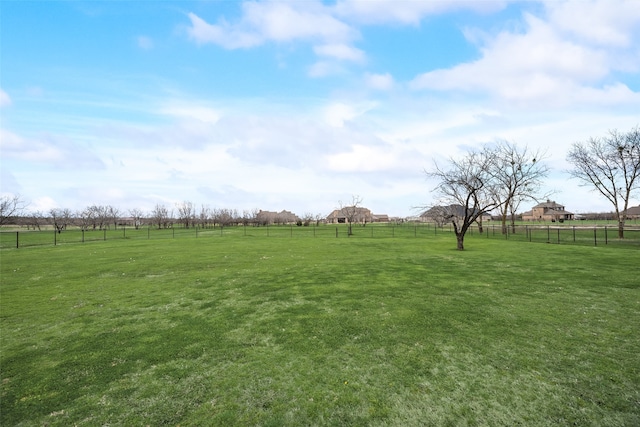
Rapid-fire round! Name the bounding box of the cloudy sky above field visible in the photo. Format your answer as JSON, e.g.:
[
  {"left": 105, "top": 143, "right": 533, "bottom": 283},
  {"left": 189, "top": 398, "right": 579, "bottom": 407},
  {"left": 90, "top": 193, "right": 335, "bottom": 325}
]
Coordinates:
[{"left": 1, "top": 0, "right": 639, "bottom": 217}]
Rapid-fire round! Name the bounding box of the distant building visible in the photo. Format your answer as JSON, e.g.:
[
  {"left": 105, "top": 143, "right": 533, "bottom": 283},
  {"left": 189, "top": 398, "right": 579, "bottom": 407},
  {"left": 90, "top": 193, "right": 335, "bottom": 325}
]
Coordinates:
[
  {"left": 522, "top": 200, "right": 574, "bottom": 222},
  {"left": 372, "top": 214, "right": 389, "bottom": 223},
  {"left": 326, "top": 207, "right": 373, "bottom": 224},
  {"left": 419, "top": 204, "right": 490, "bottom": 225},
  {"left": 623, "top": 205, "right": 640, "bottom": 219}
]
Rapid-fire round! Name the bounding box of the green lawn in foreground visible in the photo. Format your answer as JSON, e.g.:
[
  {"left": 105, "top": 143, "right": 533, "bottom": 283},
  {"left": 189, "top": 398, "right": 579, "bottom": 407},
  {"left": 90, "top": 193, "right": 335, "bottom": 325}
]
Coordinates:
[{"left": 1, "top": 233, "right": 638, "bottom": 426}]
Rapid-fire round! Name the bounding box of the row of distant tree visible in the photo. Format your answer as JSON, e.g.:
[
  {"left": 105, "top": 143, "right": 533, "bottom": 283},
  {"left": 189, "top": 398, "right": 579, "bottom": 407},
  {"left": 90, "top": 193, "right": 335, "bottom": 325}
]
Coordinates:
[{"left": 0, "top": 199, "right": 328, "bottom": 232}]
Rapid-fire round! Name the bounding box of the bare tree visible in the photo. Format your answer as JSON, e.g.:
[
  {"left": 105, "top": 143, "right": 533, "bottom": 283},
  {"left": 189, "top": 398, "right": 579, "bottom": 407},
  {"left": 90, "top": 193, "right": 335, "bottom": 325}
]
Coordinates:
[
  {"left": 0, "top": 194, "right": 28, "bottom": 226},
  {"left": 567, "top": 127, "right": 640, "bottom": 238},
  {"left": 491, "top": 141, "right": 550, "bottom": 234},
  {"left": 176, "top": 201, "right": 195, "bottom": 228},
  {"left": 338, "top": 195, "right": 363, "bottom": 236},
  {"left": 50, "top": 208, "right": 73, "bottom": 233},
  {"left": 129, "top": 208, "right": 144, "bottom": 230},
  {"left": 107, "top": 205, "right": 120, "bottom": 229},
  {"left": 213, "top": 208, "right": 237, "bottom": 228},
  {"left": 151, "top": 204, "right": 170, "bottom": 229},
  {"left": 77, "top": 208, "right": 92, "bottom": 231},
  {"left": 198, "top": 205, "right": 212, "bottom": 228},
  {"left": 27, "top": 211, "right": 44, "bottom": 231},
  {"left": 426, "top": 148, "right": 504, "bottom": 250}
]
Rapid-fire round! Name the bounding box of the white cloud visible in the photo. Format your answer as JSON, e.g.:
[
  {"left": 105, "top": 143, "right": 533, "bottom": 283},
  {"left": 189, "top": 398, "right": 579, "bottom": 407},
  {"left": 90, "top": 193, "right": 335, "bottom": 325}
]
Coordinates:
[
  {"left": 308, "top": 60, "right": 345, "bottom": 78},
  {"left": 326, "top": 144, "right": 396, "bottom": 172},
  {"left": 186, "top": 12, "right": 262, "bottom": 48},
  {"left": 314, "top": 43, "right": 365, "bottom": 62},
  {"left": 186, "top": 1, "right": 356, "bottom": 49},
  {"left": 411, "top": 5, "right": 640, "bottom": 108},
  {"left": 0, "top": 129, "right": 104, "bottom": 168},
  {"left": 335, "top": 0, "right": 506, "bottom": 25},
  {"left": 323, "top": 101, "right": 377, "bottom": 127},
  {"left": 365, "top": 73, "right": 394, "bottom": 90},
  {"left": 0, "top": 88, "right": 11, "bottom": 107},
  {"left": 137, "top": 35, "right": 154, "bottom": 50},
  {"left": 547, "top": 0, "right": 640, "bottom": 47}
]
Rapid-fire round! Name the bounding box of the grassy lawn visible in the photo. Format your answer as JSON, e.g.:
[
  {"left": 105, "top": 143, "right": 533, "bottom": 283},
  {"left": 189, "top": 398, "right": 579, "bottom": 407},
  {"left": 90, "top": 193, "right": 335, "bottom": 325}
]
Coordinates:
[{"left": 1, "top": 232, "right": 638, "bottom": 426}]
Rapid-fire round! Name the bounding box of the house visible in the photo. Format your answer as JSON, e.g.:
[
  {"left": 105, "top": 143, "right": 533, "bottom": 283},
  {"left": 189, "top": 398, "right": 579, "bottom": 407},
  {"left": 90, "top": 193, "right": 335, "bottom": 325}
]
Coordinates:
[
  {"left": 372, "top": 214, "right": 389, "bottom": 223},
  {"left": 522, "top": 200, "right": 574, "bottom": 222},
  {"left": 326, "top": 206, "right": 373, "bottom": 224},
  {"left": 420, "top": 204, "right": 487, "bottom": 225},
  {"left": 623, "top": 205, "right": 640, "bottom": 219}
]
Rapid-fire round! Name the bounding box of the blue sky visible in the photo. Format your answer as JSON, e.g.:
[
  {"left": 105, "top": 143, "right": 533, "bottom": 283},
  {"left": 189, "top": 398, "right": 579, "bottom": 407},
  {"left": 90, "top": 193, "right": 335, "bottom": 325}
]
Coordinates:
[{"left": 2, "top": 0, "right": 639, "bottom": 217}]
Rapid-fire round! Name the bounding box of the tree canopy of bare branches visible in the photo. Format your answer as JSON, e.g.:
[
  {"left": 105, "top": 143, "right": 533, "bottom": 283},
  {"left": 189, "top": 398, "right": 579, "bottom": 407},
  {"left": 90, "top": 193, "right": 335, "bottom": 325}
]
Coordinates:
[
  {"left": 567, "top": 126, "right": 640, "bottom": 238},
  {"left": 0, "top": 194, "right": 28, "bottom": 226},
  {"left": 491, "top": 141, "right": 550, "bottom": 234},
  {"left": 426, "top": 148, "right": 504, "bottom": 250},
  {"left": 338, "top": 195, "right": 363, "bottom": 236}
]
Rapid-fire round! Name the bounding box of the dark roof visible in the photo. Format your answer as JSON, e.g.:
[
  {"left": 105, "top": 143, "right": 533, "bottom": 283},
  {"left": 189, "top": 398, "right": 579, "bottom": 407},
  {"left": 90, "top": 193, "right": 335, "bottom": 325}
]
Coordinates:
[
  {"left": 532, "top": 200, "right": 565, "bottom": 209},
  {"left": 624, "top": 205, "right": 640, "bottom": 215},
  {"left": 421, "top": 204, "right": 479, "bottom": 218}
]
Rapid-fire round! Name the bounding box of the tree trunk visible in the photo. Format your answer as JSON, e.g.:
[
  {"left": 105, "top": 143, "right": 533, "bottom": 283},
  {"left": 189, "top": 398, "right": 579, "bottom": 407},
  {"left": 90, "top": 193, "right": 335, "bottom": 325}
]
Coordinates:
[
  {"left": 456, "top": 233, "right": 465, "bottom": 250},
  {"left": 618, "top": 220, "right": 624, "bottom": 239}
]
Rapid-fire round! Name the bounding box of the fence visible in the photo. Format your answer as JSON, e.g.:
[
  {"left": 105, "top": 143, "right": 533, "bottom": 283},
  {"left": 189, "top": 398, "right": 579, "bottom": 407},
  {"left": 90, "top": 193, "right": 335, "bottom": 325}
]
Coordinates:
[
  {"left": 1, "top": 222, "right": 639, "bottom": 250},
  {"left": 478, "top": 224, "right": 640, "bottom": 248}
]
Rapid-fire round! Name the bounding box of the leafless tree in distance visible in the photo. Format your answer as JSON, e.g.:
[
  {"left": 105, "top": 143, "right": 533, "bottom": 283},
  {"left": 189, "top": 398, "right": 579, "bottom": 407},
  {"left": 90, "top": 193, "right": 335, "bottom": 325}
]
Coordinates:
[
  {"left": 0, "top": 194, "right": 28, "bottom": 226},
  {"left": 426, "top": 148, "right": 505, "bottom": 250},
  {"left": 567, "top": 126, "right": 640, "bottom": 238},
  {"left": 338, "top": 195, "right": 363, "bottom": 236},
  {"left": 491, "top": 141, "right": 550, "bottom": 234}
]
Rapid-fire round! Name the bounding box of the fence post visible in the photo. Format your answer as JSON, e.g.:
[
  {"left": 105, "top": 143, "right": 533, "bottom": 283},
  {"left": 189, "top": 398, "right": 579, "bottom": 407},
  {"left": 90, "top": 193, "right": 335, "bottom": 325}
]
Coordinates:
[
  {"left": 573, "top": 226, "right": 575, "bottom": 242},
  {"left": 605, "top": 226, "right": 608, "bottom": 245},
  {"left": 336, "top": 227, "right": 338, "bottom": 238},
  {"left": 54, "top": 230, "right": 57, "bottom": 246},
  {"left": 123, "top": 226, "right": 126, "bottom": 239},
  {"left": 547, "top": 226, "right": 550, "bottom": 243},
  {"left": 594, "top": 228, "right": 597, "bottom": 246},
  {"left": 82, "top": 229, "right": 85, "bottom": 243},
  {"left": 16, "top": 231, "right": 19, "bottom": 249},
  {"left": 557, "top": 228, "right": 560, "bottom": 244}
]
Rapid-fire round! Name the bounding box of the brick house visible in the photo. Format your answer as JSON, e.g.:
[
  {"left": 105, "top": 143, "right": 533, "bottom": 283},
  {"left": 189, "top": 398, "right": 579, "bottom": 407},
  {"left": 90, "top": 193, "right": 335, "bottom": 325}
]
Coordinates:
[{"left": 522, "top": 200, "right": 574, "bottom": 222}]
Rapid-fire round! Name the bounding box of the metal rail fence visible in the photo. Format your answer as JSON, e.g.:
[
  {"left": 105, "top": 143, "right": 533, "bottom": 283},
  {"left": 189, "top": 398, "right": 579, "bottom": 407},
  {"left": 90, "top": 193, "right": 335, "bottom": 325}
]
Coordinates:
[{"left": 1, "top": 222, "right": 639, "bottom": 249}]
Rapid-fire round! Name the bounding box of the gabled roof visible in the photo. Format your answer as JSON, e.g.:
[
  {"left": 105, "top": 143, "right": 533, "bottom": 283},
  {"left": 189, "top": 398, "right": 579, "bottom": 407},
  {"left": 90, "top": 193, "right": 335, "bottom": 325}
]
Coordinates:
[
  {"left": 624, "top": 205, "right": 640, "bottom": 215},
  {"left": 532, "top": 200, "right": 565, "bottom": 209},
  {"left": 421, "top": 204, "right": 479, "bottom": 218}
]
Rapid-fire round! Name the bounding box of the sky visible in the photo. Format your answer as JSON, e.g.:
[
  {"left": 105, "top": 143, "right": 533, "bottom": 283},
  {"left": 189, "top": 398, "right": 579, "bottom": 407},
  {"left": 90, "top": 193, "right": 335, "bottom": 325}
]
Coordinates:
[{"left": 1, "top": 0, "right": 639, "bottom": 218}]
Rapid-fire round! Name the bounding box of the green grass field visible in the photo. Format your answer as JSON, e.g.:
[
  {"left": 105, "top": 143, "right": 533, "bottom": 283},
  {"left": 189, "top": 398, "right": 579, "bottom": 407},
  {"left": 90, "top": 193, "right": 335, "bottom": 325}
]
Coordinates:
[{"left": 1, "top": 231, "right": 638, "bottom": 426}]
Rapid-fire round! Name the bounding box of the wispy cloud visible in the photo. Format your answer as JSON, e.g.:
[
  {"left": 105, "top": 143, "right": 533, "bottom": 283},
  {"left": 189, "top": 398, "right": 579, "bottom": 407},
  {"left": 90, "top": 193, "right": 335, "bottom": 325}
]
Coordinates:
[
  {"left": 0, "top": 88, "right": 11, "bottom": 107},
  {"left": 136, "top": 35, "right": 154, "bottom": 50}
]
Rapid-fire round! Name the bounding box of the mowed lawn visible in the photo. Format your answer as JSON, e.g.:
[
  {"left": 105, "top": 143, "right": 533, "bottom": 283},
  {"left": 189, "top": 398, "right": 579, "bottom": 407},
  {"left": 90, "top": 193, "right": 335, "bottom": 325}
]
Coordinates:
[{"left": 1, "top": 232, "right": 638, "bottom": 426}]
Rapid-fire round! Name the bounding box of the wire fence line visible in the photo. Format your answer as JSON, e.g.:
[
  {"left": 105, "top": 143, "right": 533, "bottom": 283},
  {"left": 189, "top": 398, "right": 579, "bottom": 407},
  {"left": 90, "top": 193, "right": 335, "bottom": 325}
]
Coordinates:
[{"left": 1, "top": 222, "right": 639, "bottom": 250}]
